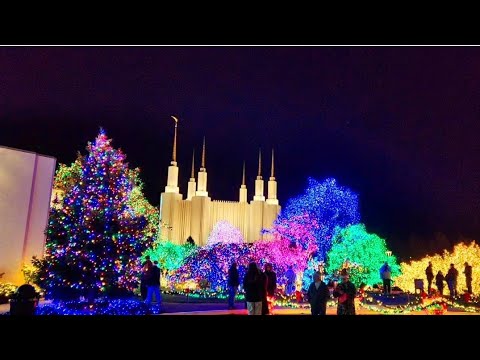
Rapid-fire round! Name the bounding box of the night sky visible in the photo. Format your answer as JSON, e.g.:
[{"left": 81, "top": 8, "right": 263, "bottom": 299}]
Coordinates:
[{"left": 1, "top": 47, "right": 479, "bottom": 259}]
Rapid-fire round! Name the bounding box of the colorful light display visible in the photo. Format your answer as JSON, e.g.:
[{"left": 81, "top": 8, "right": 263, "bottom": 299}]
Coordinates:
[
  {"left": 40, "top": 129, "right": 153, "bottom": 299},
  {"left": 301, "top": 257, "right": 323, "bottom": 291},
  {"left": 207, "top": 220, "right": 245, "bottom": 245},
  {"left": 171, "top": 242, "right": 252, "bottom": 291},
  {"left": 395, "top": 241, "right": 480, "bottom": 294},
  {"left": 252, "top": 234, "right": 317, "bottom": 283},
  {"left": 52, "top": 154, "right": 158, "bottom": 241},
  {"left": 127, "top": 169, "right": 159, "bottom": 239},
  {"left": 326, "top": 224, "right": 400, "bottom": 286},
  {"left": 276, "top": 177, "right": 360, "bottom": 259},
  {"left": 143, "top": 239, "right": 195, "bottom": 271},
  {"left": 33, "top": 298, "right": 162, "bottom": 315},
  {"left": 52, "top": 155, "right": 82, "bottom": 192},
  {"left": 171, "top": 232, "right": 317, "bottom": 291}
]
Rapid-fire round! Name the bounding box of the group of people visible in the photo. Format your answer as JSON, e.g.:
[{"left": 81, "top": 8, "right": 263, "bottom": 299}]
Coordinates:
[
  {"left": 229, "top": 261, "right": 357, "bottom": 315},
  {"left": 425, "top": 261, "right": 473, "bottom": 297},
  {"left": 308, "top": 268, "right": 357, "bottom": 315},
  {"left": 140, "top": 255, "right": 162, "bottom": 306},
  {"left": 228, "top": 262, "right": 277, "bottom": 315}
]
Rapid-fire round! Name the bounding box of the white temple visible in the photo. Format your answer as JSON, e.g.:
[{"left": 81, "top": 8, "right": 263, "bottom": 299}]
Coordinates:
[{"left": 159, "top": 120, "right": 281, "bottom": 246}]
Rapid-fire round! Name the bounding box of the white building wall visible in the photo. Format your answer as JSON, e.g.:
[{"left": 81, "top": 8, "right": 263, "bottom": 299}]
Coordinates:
[{"left": 0, "top": 147, "right": 56, "bottom": 284}]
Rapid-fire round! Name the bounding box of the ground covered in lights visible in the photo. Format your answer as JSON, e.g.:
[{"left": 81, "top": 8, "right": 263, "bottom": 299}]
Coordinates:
[{"left": 2, "top": 292, "right": 480, "bottom": 315}]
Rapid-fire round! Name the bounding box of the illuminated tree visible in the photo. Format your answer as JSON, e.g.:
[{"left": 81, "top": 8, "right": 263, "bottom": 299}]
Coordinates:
[
  {"left": 51, "top": 155, "right": 158, "bottom": 241},
  {"left": 40, "top": 129, "right": 153, "bottom": 299},
  {"left": 171, "top": 234, "right": 316, "bottom": 291},
  {"left": 276, "top": 177, "right": 360, "bottom": 259},
  {"left": 265, "top": 213, "right": 319, "bottom": 250},
  {"left": 207, "top": 221, "right": 245, "bottom": 245},
  {"left": 171, "top": 242, "right": 252, "bottom": 291},
  {"left": 170, "top": 179, "right": 360, "bottom": 291},
  {"left": 53, "top": 155, "right": 82, "bottom": 191},
  {"left": 395, "top": 241, "right": 480, "bottom": 294},
  {"left": 326, "top": 224, "right": 400, "bottom": 286},
  {"left": 301, "top": 256, "right": 322, "bottom": 291},
  {"left": 143, "top": 239, "right": 195, "bottom": 272},
  {"left": 252, "top": 234, "right": 317, "bottom": 285},
  {"left": 127, "top": 169, "right": 159, "bottom": 239}
]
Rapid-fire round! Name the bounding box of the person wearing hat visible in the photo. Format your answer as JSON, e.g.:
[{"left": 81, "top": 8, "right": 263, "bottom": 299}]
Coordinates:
[{"left": 333, "top": 268, "right": 356, "bottom": 315}]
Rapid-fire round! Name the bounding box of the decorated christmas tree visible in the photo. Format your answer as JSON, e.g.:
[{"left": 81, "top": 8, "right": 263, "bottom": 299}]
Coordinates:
[
  {"left": 126, "top": 168, "right": 159, "bottom": 239},
  {"left": 40, "top": 129, "right": 152, "bottom": 299}
]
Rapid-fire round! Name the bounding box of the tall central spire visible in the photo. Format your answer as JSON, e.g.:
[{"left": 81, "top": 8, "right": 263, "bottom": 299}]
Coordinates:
[
  {"left": 164, "top": 116, "right": 180, "bottom": 194},
  {"left": 242, "top": 161, "right": 246, "bottom": 186},
  {"left": 201, "top": 136, "right": 206, "bottom": 170},
  {"left": 254, "top": 148, "right": 265, "bottom": 201},
  {"left": 171, "top": 116, "right": 178, "bottom": 163},
  {"left": 257, "top": 148, "right": 262, "bottom": 179},
  {"left": 270, "top": 148, "right": 275, "bottom": 179}
]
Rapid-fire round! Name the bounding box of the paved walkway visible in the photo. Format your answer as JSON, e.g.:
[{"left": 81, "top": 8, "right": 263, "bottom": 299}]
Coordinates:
[
  {"left": 2, "top": 300, "right": 477, "bottom": 315},
  {"left": 162, "top": 305, "right": 477, "bottom": 315}
]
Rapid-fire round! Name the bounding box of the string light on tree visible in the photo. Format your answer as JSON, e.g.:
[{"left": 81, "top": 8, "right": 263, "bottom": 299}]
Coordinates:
[
  {"left": 395, "top": 241, "right": 480, "bottom": 294},
  {"left": 276, "top": 177, "right": 360, "bottom": 260},
  {"left": 326, "top": 224, "right": 400, "bottom": 287},
  {"left": 39, "top": 129, "right": 153, "bottom": 299},
  {"left": 207, "top": 221, "right": 245, "bottom": 245}
]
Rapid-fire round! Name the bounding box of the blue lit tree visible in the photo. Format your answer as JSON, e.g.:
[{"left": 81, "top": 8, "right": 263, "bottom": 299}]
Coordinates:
[
  {"left": 171, "top": 242, "right": 252, "bottom": 291},
  {"left": 301, "top": 256, "right": 322, "bottom": 291},
  {"left": 275, "top": 177, "right": 360, "bottom": 260}
]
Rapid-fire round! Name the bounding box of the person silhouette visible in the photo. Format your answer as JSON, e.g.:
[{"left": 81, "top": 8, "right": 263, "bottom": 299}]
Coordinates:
[
  {"left": 227, "top": 262, "right": 239, "bottom": 309},
  {"left": 307, "top": 271, "right": 330, "bottom": 315}
]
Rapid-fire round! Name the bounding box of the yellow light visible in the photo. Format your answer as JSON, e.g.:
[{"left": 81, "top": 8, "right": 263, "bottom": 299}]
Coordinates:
[{"left": 395, "top": 241, "right": 480, "bottom": 294}]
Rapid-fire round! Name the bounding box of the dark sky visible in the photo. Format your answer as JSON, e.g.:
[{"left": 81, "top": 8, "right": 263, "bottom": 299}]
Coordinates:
[{"left": 1, "top": 46, "right": 480, "bottom": 258}]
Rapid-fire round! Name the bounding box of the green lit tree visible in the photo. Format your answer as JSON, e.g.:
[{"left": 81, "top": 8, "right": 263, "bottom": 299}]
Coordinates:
[
  {"left": 326, "top": 224, "right": 400, "bottom": 286},
  {"left": 142, "top": 239, "right": 195, "bottom": 272}
]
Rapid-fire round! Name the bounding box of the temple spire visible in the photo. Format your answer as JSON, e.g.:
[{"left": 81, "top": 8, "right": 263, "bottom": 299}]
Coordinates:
[
  {"left": 201, "top": 136, "right": 206, "bottom": 169},
  {"left": 239, "top": 160, "right": 247, "bottom": 203},
  {"left": 164, "top": 116, "right": 180, "bottom": 194},
  {"left": 257, "top": 148, "right": 262, "bottom": 179},
  {"left": 242, "top": 161, "right": 246, "bottom": 185},
  {"left": 196, "top": 136, "right": 208, "bottom": 196},
  {"left": 270, "top": 149, "right": 275, "bottom": 179},
  {"left": 187, "top": 148, "right": 196, "bottom": 200},
  {"left": 267, "top": 147, "right": 278, "bottom": 205},
  {"left": 171, "top": 116, "right": 178, "bottom": 163},
  {"left": 190, "top": 149, "right": 195, "bottom": 179}
]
